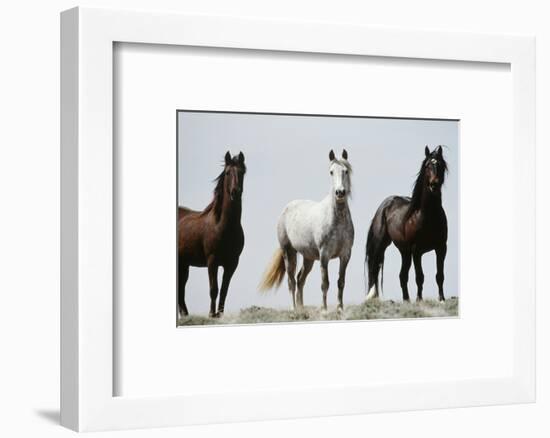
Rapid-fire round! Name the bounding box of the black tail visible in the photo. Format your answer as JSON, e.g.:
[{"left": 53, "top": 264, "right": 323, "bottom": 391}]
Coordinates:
[{"left": 365, "top": 202, "right": 391, "bottom": 299}]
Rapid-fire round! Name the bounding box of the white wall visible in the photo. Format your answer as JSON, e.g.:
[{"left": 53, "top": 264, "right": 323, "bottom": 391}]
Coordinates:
[{"left": 0, "top": 0, "right": 548, "bottom": 437}]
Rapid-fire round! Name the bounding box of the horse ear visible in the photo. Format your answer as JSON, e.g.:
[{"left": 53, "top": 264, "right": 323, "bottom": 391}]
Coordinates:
[
  {"left": 425, "top": 145, "right": 430, "bottom": 157},
  {"left": 329, "top": 150, "right": 335, "bottom": 161},
  {"left": 342, "top": 149, "right": 348, "bottom": 160},
  {"left": 238, "top": 151, "right": 245, "bottom": 164},
  {"left": 436, "top": 145, "right": 443, "bottom": 157},
  {"left": 225, "top": 151, "right": 232, "bottom": 165}
]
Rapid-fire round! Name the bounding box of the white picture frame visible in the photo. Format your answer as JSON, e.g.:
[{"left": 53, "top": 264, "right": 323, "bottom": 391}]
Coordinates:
[{"left": 60, "top": 7, "right": 535, "bottom": 432}]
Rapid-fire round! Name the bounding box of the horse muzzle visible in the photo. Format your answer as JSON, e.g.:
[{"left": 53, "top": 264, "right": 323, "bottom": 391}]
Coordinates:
[{"left": 335, "top": 189, "right": 347, "bottom": 202}]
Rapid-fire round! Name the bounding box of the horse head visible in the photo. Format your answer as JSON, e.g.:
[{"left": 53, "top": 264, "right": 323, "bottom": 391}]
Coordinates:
[
  {"left": 329, "top": 149, "right": 352, "bottom": 204},
  {"left": 423, "top": 145, "right": 447, "bottom": 194},
  {"left": 223, "top": 151, "right": 246, "bottom": 202}
]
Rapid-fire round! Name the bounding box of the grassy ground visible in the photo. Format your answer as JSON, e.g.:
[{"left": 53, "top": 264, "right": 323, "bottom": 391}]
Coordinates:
[{"left": 177, "top": 296, "right": 458, "bottom": 326}]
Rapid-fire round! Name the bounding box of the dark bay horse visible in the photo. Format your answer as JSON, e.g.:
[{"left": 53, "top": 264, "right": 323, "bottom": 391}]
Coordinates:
[
  {"left": 365, "top": 146, "right": 448, "bottom": 302},
  {"left": 178, "top": 151, "right": 246, "bottom": 317}
]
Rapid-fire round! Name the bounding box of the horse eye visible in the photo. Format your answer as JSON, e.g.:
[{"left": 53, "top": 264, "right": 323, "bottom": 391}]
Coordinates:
[{"left": 330, "top": 170, "right": 333, "bottom": 175}]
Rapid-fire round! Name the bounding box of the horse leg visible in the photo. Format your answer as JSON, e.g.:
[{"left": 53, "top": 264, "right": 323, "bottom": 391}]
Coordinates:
[
  {"left": 337, "top": 253, "right": 350, "bottom": 312},
  {"left": 399, "top": 250, "right": 412, "bottom": 302},
  {"left": 283, "top": 248, "right": 297, "bottom": 310},
  {"left": 413, "top": 251, "right": 424, "bottom": 302},
  {"left": 207, "top": 261, "right": 219, "bottom": 317},
  {"left": 296, "top": 257, "right": 314, "bottom": 308},
  {"left": 436, "top": 245, "right": 447, "bottom": 301},
  {"left": 217, "top": 262, "right": 237, "bottom": 316},
  {"left": 178, "top": 262, "right": 189, "bottom": 317},
  {"left": 320, "top": 255, "right": 330, "bottom": 312}
]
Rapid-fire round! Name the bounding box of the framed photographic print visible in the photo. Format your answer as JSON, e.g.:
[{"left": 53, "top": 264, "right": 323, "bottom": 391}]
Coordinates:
[
  {"left": 61, "top": 7, "right": 535, "bottom": 432},
  {"left": 176, "top": 111, "right": 459, "bottom": 326}
]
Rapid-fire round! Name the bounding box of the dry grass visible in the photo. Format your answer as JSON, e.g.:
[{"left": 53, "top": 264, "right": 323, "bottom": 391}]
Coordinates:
[{"left": 177, "top": 296, "right": 458, "bottom": 326}]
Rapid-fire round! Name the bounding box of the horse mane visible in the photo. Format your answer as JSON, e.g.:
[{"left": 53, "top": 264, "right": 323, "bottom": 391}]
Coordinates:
[
  {"left": 201, "top": 157, "right": 246, "bottom": 220},
  {"left": 333, "top": 158, "right": 353, "bottom": 173},
  {"left": 407, "top": 149, "right": 448, "bottom": 216}
]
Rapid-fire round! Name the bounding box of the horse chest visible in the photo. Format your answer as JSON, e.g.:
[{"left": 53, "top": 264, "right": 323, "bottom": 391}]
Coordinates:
[
  {"left": 208, "top": 226, "right": 244, "bottom": 261},
  {"left": 405, "top": 215, "right": 446, "bottom": 251},
  {"left": 319, "top": 217, "right": 354, "bottom": 258}
]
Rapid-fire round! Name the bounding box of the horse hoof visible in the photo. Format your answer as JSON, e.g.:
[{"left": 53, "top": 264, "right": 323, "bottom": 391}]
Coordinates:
[
  {"left": 337, "top": 306, "right": 344, "bottom": 314},
  {"left": 209, "top": 312, "right": 220, "bottom": 318}
]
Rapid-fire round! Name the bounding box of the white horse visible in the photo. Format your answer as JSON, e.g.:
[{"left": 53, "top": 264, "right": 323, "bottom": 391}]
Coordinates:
[{"left": 259, "top": 149, "right": 354, "bottom": 312}]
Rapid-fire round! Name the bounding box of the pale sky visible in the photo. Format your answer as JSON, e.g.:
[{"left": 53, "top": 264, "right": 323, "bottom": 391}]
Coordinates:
[{"left": 178, "top": 111, "right": 459, "bottom": 313}]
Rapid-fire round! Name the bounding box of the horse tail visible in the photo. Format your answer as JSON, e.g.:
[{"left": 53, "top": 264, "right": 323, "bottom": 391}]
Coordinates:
[
  {"left": 258, "top": 248, "right": 285, "bottom": 292},
  {"left": 365, "top": 202, "right": 390, "bottom": 300},
  {"left": 380, "top": 258, "right": 385, "bottom": 297},
  {"left": 365, "top": 224, "right": 380, "bottom": 298}
]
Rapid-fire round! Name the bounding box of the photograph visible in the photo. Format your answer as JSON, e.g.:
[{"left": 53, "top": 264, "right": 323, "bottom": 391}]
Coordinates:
[{"left": 177, "top": 111, "right": 459, "bottom": 326}]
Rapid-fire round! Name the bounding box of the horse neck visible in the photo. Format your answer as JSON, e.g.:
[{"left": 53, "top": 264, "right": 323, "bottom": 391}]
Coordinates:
[
  {"left": 216, "top": 193, "right": 242, "bottom": 228},
  {"left": 326, "top": 193, "right": 350, "bottom": 220},
  {"left": 418, "top": 185, "right": 443, "bottom": 214}
]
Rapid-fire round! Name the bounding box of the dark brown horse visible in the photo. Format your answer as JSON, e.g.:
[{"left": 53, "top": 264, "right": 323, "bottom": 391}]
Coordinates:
[
  {"left": 365, "top": 145, "right": 448, "bottom": 302},
  {"left": 178, "top": 151, "right": 246, "bottom": 317}
]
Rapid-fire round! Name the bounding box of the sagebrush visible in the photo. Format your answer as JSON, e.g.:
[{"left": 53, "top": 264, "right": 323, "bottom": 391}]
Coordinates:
[{"left": 178, "top": 297, "right": 458, "bottom": 326}]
